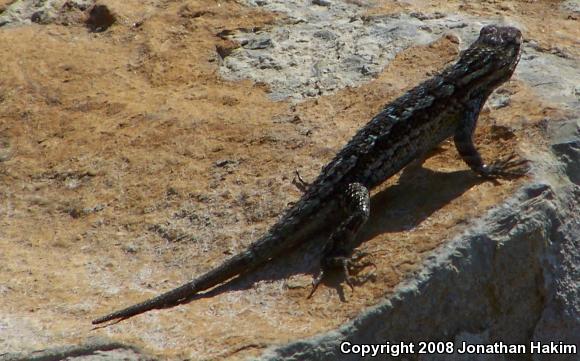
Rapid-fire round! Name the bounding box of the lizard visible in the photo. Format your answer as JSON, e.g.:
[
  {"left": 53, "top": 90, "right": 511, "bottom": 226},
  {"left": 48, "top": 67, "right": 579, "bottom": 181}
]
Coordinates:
[{"left": 92, "top": 25, "right": 526, "bottom": 326}]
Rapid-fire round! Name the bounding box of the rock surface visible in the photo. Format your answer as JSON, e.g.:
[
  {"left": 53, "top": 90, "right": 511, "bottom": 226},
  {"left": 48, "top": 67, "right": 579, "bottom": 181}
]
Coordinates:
[
  {"left": 1, "top": 337, "right": 155, "bottom": 361},
  {"left": 221, "top": 0, "right": 579, "bottom": 108},
  {"left": 0, "top": 0, "right": 578, "bottom": 360},
  {"left": 0, "top": 0, "right": 94, "bottom": 27}
]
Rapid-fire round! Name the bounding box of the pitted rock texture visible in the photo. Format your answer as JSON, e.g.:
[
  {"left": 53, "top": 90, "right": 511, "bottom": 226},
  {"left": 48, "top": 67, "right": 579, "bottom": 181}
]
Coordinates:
[
  {"left": 220, "top": 0, "right": 579, "bottom": 108},
  {"left": 0, "top": 0, "right": 578, "bottom": 360},
  {"left": 221, "top": 0, "right": 438, "bottom": 100},
  {"left": 0, "top": 338, "right": 155, "bottom": 361},
  {"left": 0, "top": 0, "right": 94, "bottom": 27}
]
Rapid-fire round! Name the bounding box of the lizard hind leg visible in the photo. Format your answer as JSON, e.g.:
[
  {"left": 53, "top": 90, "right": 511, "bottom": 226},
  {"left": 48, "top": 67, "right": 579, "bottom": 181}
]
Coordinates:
[{"left": 308, "top": 182, "right": 374, "bottom": 298}]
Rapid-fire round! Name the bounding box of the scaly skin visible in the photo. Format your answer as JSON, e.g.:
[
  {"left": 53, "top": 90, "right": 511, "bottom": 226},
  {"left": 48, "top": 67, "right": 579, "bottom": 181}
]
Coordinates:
[{"left": 92, "top": 25, "right": 526, "bottom": 326}]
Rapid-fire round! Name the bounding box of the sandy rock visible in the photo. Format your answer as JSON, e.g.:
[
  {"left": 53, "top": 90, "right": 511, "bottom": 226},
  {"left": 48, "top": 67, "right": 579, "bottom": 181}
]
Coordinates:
[{"left": 0, "top": 0, "right": 93, "bottom": 27}]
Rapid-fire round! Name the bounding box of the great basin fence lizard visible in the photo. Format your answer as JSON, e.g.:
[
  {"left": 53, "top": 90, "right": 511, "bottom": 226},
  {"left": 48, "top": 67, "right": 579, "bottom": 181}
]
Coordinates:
[{"left": 93, "top": 25, "right": 526, "bottom": 325}]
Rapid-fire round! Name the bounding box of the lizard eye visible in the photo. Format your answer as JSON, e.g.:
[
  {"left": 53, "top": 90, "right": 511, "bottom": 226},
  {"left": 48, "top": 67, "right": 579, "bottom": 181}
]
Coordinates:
[
  {"left": 479, "top": 25, "right": 522, "bottom": 48},
  {"left": 505, "top": 28, "right": 523, "bottom": 45},
  {"left": 480, "top": 25, "right": 497, "bottom": 37}
]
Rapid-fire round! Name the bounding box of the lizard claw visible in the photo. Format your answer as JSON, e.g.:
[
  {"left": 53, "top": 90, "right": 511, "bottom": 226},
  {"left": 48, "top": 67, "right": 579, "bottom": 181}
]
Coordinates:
[
  {"left": 480, "top": 154, "right": 530, "bottom": 179},
  {"left": 346, "top": 252, "right": 377, "bottom": 290},
  {"left": 349, "top": 250, "right": 371, "bottom": 263},
  {"left": 292, "top": 170, "right": 309, "bottom": 193},
  {"left": 308, "top": 252, "right": 376, "bottom": 298},
  {"left": 308, "top": 271, "right": 325, "bottom": 299}
]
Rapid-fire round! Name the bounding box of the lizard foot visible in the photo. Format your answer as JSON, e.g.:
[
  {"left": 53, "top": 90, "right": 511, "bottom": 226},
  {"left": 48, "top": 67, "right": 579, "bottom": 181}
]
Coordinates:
[
  {"left": 344, "top": 251, "right": 377, "bottom": 290},
  {"left": 308, "top": 251, "right": 376, "bottom": 298},
  {"left": 479, "top": 154, "right": 530, "bottom": 179}
]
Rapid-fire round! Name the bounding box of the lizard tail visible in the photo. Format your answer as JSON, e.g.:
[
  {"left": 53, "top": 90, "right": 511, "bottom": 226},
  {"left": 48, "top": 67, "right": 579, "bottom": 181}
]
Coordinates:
[
  {"left": 92, "top": 246, "right": 265, "bottom": 325},
  {"left": 92, "top": 196, "right": 320, "bottom": 326}
]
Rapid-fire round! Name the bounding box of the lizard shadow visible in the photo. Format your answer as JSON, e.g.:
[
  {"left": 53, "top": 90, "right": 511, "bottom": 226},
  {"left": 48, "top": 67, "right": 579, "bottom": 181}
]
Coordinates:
[{"left": 176, "top": 163, "right": 489, "bottom": 305}]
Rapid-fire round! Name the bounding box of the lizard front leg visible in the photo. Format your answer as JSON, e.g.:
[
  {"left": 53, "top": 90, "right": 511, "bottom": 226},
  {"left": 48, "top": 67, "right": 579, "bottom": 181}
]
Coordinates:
[
  {"left": 308, "top": 182, "right": 373, "bottom": 298},
  {"left": 454, "top": 96, "right": 529, "bottom": 178}
]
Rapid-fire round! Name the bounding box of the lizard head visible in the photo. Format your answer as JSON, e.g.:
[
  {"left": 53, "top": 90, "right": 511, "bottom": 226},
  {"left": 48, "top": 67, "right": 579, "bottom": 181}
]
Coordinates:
[
  {"left": 455, "top": 25, "right": 523, "bottom": 92},
  {"left": 477, "top": 25, "right": 522, "bottom": 70}
]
